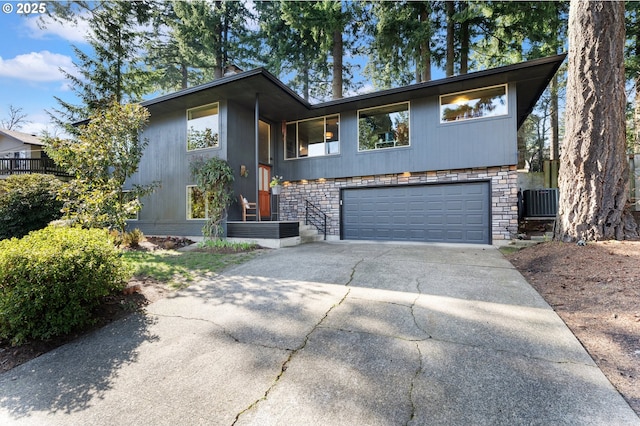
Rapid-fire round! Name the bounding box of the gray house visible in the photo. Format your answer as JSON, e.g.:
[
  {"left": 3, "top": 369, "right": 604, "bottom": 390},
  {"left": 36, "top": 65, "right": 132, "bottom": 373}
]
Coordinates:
[{"left": 128, "top": 54, "right": 565, "bottom": 245}]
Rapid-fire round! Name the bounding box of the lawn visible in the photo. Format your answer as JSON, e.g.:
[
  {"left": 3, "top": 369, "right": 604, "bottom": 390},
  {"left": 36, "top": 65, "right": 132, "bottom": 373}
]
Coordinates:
[{"left": 122, "top": 249, "right": 257, "bottom": 288}]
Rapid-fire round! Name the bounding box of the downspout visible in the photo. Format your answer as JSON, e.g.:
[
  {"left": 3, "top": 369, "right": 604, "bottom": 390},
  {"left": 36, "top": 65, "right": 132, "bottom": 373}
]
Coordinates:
[{"left": 255, "top": 93, "right": 260, "bottom": 219}]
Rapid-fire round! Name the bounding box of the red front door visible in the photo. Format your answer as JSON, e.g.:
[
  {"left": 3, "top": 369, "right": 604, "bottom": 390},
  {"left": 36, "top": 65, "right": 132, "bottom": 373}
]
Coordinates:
[{"left": 258, "top": 164, "right": 271, "bottom": 219}]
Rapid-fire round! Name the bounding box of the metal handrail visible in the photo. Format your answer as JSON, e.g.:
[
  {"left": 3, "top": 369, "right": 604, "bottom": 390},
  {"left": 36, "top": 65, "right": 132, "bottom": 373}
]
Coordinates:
[{"left": 305, "top": 199, "right": 327, "bottom": 240}]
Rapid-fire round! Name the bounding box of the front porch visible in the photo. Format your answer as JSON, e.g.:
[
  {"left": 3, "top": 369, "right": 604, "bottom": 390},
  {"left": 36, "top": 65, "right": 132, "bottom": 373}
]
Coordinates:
[
  {"left": 226, "top": 220, "right": 325, "bottom": 248},
  {"left": 227, "top": 220, "right": 300, "bottom": 248}
]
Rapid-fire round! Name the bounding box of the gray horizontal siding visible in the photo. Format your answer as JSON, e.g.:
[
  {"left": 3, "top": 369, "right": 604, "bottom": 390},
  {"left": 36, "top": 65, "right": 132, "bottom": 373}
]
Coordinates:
[
  {"left": 277, "top": 83, "right": 517, "bottom": 181},
  {"left": 127, "top": 220, "right": 205, "bottom": 237}
]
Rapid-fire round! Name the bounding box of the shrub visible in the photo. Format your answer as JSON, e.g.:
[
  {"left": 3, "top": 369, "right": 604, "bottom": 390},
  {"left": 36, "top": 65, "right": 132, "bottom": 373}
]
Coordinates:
[
  {"left": 122, "top": 228, "right": 144, "bottom": 248},
  {"left": 0, "top": 174, "right": 64, "bottom": 240},
  {"left": 0, "top": 226, "right": 131, "bottom": 345}
]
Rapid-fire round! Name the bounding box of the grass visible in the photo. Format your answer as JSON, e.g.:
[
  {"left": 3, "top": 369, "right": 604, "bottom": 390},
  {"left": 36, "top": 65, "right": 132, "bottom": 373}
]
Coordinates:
[
  {"left": 122, "top": 249, "right": 255, "bottom": 289},
  {"left": 197, "top": 239, "right": 259, "bottom": 251},
  {"left": 498, "top": 245, "right": 522, "bottom": 255}
]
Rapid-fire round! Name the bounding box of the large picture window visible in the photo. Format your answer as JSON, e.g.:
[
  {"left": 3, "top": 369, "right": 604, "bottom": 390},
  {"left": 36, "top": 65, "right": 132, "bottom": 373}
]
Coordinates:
[
  {"left": 358, "top": 103, "right": 409, "bottom": 151},
  {"left": 187, "top": 103, "right": 219, "bottom": 151},
  {"left": 440, "top": 85, "right": 507, "bottom": 123},
  {"left": 285, "top": 114, "right": 339, "bottom": 159}
]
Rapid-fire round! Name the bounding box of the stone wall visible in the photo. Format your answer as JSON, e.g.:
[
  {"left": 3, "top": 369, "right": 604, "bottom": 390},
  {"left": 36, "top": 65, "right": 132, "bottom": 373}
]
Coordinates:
[{"left": 279, "top": 166, "right": 518, "bottom": 242}]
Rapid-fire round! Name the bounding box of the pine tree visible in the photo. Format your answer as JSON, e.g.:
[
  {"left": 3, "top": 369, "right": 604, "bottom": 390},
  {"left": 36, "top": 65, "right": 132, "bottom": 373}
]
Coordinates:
[
  {"left": 47, "top": 1, "right": 154, "bottom": 129},
  {"left": 556, "top": 0, "right": 638, "bottom": 241},
  {"left": 364, "top": 1, "right": 433, "bottom": 88}
]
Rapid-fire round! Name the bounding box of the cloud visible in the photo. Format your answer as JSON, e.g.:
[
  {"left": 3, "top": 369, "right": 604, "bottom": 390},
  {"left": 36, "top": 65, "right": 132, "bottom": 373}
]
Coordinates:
[
  {"left": 0, "top": 51, "right": 74, "bottom": 82},
  {"left": 25, "top": 15, "right": 91, "bottom": 43}
]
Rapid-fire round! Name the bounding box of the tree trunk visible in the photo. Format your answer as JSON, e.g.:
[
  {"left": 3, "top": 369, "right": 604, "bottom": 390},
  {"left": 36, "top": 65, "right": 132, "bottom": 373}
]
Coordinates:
[
  {"left": 302, "top": 61, "right": 310, "bottom": 102},
  {"left": 459, "top": 2, "right": 469, "bottom": 75},
  {"left": 332, "top": 28, "right": 343, "bottom": 99},
  {"left": 549, "top": 2, "right": 561, "bottom": 161},
  {"left": 635, "top": 79, "right": 640, "bottom": 153},
  {"left": 416, "top": 3, "right": 431, "bottom": 83},
  {"left": 556, "top": 0, "right": 638, "bottom": 241},
  {"left": 549, "top": 75, "right": 559, "bottom": 160},
  {"left": 181, "top": 62, "right": 188, "bottom": 89},
  {"left": 635, "top": 23, "right": 640, "bottom": 154},
  {"left": 445, "top": 1, "right": 455, "bottom": 77}
]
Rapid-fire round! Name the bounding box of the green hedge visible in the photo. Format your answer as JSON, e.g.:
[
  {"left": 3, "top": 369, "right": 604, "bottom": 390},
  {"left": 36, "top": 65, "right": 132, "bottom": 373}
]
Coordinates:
[
  {"left": 0, "top": 174, "right": 64, "bottom": 240},
  {"left": 0, "top": 226, "right": 131, "bottom": 345}
]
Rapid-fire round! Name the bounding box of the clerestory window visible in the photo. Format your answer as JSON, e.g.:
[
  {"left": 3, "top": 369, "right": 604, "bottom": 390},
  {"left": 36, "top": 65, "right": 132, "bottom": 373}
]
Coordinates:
[{"left": 440, "top": 85, "right": 507, "bottom": 123}]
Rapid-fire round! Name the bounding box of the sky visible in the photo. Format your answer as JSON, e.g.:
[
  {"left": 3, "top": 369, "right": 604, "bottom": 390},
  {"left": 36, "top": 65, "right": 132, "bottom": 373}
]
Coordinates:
[
  {"left": 0, "top": 1, "right": 450, "bottom": 137},
  {"left": 0, "top": 3, "right": 92, "bottom": 135}
]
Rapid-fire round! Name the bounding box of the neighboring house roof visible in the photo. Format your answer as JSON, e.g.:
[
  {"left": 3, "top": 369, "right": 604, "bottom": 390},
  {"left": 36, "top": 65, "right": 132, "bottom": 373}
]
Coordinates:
[
  {"left": 0, "top": 128, "right": 44, "bottom": 146},
  {"left": 140, "top": 53, "right": 566, "bottom": 129}
]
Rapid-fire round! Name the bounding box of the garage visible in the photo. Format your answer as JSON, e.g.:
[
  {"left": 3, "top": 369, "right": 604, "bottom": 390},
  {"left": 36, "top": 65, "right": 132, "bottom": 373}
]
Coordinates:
[{"left": 341, "top": 182, "right": 490, "bottom": 244}]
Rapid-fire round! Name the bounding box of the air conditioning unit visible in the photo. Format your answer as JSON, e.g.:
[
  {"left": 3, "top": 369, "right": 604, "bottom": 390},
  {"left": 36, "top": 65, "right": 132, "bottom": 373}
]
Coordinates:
[{"left": 523, "top": 189, "right": 558, "bottom": 218}]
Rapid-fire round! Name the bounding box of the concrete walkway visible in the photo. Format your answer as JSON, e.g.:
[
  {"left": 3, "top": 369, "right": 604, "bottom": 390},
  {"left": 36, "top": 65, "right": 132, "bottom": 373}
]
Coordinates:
[{"left": 0, "top": 242, "right": 638, "bottom": 425}]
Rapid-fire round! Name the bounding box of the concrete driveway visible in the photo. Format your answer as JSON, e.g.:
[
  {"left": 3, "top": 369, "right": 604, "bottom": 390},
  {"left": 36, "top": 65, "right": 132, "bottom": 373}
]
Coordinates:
[{"left": 0, "top": 242, "right": 638, "bottom": 425}]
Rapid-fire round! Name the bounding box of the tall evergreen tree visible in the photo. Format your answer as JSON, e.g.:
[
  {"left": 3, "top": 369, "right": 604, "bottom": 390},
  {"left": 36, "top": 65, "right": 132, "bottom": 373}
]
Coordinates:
[
  {"left": 279, "top": 1, "right": 360, "bottom": 100},
  {"left": 255, "top": 0, "right": 328, "bottom": 101},
  {"left": 625, "top": 1, "right": 640, "bottom": 154},
  {"left": 556, "top": 0, "right": 637, "bottom": 241},
  {"left": 168, "top": 0, "right": 256, "bottom": 81},
  {"left": 47, "top": 1, "right": 154, "bottom": 129},
  {"left": 364, "top": 1, "right": 434, "bottom": 88}
]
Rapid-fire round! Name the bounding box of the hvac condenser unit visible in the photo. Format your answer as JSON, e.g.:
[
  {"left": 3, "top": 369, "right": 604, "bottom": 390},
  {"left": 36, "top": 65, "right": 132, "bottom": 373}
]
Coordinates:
[{"left": 523, "top": 189, "right": 559, "bottom": 218}]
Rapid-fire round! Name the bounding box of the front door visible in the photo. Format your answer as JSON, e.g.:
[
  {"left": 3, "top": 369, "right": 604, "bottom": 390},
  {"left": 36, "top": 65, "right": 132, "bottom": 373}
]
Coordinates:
[{"left": 258, "top": 164, "right": 271, "bottom": 219}]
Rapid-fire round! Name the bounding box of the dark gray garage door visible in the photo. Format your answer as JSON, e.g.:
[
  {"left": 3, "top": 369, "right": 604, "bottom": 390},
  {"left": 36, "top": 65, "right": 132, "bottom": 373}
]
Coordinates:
[{"left": 341, "top": 182, "right": 490, "bottom": 244}]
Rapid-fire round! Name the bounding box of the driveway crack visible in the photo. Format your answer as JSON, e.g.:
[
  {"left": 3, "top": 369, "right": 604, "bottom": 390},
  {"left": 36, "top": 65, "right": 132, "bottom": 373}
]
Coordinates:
[
  {"left": 346, "top": 259, "right": 365, "bottom": 286},
  {"left": 411, "top": 279, "right": 432, "bottom": 339},
  {"left": 406, "top": 342, "right": 423, "bottom": 426},
  {"left": 146, "top": 313, "right": 293, "bottom": 351},
  {"left": 232, "top": 289, "right": 351, "bottom": 425}
]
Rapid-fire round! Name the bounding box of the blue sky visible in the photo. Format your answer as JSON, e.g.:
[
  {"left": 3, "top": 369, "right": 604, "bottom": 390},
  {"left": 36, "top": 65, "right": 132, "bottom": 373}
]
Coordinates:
[
  {"left": 0, "top": 3, "right": 90, "bottom": 135},
  {"left": 0, "top": 1, "right": 455, "bottom": 136}
]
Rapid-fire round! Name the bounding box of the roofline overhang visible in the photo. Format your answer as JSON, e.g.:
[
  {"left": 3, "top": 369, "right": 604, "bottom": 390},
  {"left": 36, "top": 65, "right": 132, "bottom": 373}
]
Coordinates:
[
  {"left": 140, "top": 67, "right": 311, "bottom": 110},
  {"left": 75, "top": 53, "right": 565, "bottom": 128},
  {"left": 311, "top": 53, "right": 566, "bottom": 111}
]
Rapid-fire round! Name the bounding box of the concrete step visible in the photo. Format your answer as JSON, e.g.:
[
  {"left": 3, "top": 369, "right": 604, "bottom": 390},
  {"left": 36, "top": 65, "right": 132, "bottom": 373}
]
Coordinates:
[{"left": 299, "top": 222, "right": 323, "bottom": 243}]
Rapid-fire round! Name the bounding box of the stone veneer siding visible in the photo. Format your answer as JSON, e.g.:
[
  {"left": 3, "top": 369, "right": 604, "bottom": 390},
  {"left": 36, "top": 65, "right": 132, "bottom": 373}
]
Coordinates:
[{"left": 279, "top": 166, "right": 518, "bottom": 242}]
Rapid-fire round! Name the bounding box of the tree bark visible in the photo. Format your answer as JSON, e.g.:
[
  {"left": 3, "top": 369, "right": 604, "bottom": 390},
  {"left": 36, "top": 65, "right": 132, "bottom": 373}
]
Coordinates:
[
  {"left": 332, "top": 28, "right": 343, "bottom": 99},
  {"left": 459, "top": 2, "right": 469, "bottom": 75},
  {"left": 556, "top": 0, "right": 638, "bottom": 241},
  {"left": 549, "top": 75, "right": 559, "bottom": 160},
  {"left": 181, "top": 62, "right": 188, "bottom": 89},
  {"left": 445, "top": 1, "right": 455, "bottom": 77},
  {"left": 416, "top": 3, "right": 431, "bottom": 83}
]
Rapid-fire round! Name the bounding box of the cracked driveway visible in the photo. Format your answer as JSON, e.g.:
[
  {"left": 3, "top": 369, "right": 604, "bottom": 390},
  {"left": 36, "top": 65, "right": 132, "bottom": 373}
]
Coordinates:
[{"left": 1, "top": 242, "right": 638, "bottom": 425}]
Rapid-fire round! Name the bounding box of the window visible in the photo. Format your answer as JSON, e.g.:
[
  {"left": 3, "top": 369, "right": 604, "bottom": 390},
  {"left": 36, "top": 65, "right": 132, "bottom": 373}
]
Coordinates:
[
  {"left": 187, "top": 103, "right": 219, "bottom": 151},
  {"left": 358, "top": 103, "right": 409, "bottom": 151},
  {"left": 440, "top": 85, "right": 507, "bottom": 123},
  {"left": 259, "top": 120, "right": 270, "bottom": 164},
  {"left": 187, "top": 186, "right": 207, "bottom": 219},
  {"left": 285, "top": 114, "right": 339, "bottom": 159}
]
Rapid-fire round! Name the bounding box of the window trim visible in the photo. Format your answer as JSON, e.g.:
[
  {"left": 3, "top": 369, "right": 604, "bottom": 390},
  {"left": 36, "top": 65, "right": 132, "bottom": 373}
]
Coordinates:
[
  {"left": 186, "top": 102, "right": 221, "bottom": 152},
  {"left": 186, "top": 185, "right": 207, "bottom": 220},
  {"left": 284, "top": 114, "right": 340, "bottom": 160},
  {"left": 439, "top": 84, "right": 508, "bottom": 124},
  {"left": 357, "top": 101, "right": 411, "bottom": 152}
]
